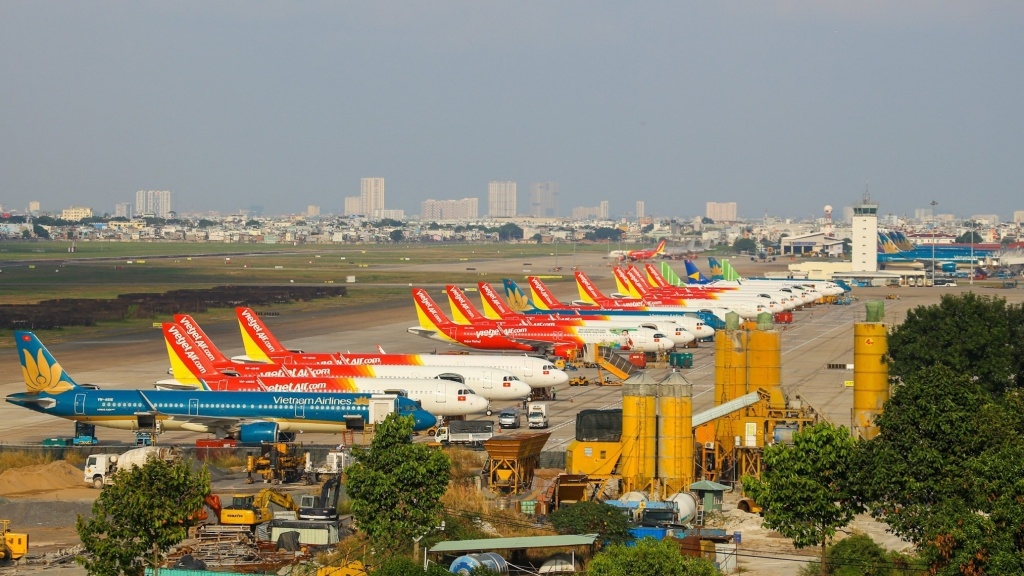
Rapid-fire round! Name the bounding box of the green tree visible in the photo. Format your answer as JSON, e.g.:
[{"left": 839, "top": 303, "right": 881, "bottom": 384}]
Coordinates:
[
  {"left": 389, "top": 229, "right": 405, "bottom": 242},
  {"left": 549, "top": 501, "right": 632, "bottom": 545},
  {"left": 744, "top": 422, "right": 861, "bottom": 575},
  {"left": 346, "top": 413, "right": 451, "bottom": 555},
  {"left": 885, "top": 293, "right": 1024, "bottom": 396},
  {"left": 76, "top": 457, "right": 210, "bottom": 576},
  {"left": 641, "top": 223, "right": 654, "bottom": 234},
  {"left": 369, "top": 556, "right": 454, "bottom": 575},
  {"left": 955, "top": 231, "right": 982, "bottom": 243},
  {"left": 592, "top": 227, "right": 624, "bottom": 241},
  {"left": 586, "top": 537, "right": 718, "bottom": 576},
  {"left": 797, "top": 534, "right": 910, "bottom": 576},
  {"left": 244, "top": 219, "right": 260, "bottom": 228},
  {"left": 497, "top": 222, "right": 524, "bottom": 241},
  {"left": 732, "top": 237, "right": 756, "bottom": 254},
  {"left": 856, "top": 365, "right": 1024, "bottom": 574}
]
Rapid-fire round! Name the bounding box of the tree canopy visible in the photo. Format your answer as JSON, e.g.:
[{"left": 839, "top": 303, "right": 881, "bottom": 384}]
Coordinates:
[
  {"left": 885, "top": 293, "right": 1024, "bottom": 396},
  {"left": 549, "top": 501, "right": 632, "bottom": 545},
  {"left": 586, "top": 537, "right": 718, "bottom": 576},
  {"left": 76, "top": 457, "right": 210, "bottom": 576},
  {"left": 732, "top": 237, "right": 757, "bottom": 254},
  {"left": 859, "top": 294, "right": 1024, "bottom": 574},
  {"left": 496, "top": 222, "right": 524, "bottom": 241},
  {"left": 346, "top": 413, "right": 451, "bottom": 554},
  {"left": 744, "top": 422, "right": 861, "bottom": 573}
]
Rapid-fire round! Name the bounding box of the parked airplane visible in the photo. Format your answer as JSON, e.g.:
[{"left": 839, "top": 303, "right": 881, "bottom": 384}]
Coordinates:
[
  {"left": 445, "top": 284, "right": 696, "bottom": 346},
  {"left": 576, "top": 270, "right": 766, "bottom": 319},
  {"left": 233, "top": 307, "right": 568, "bottom": 390},
  {"left": 705, "top": 258, "right": 845, "bottom": 297},
  {"left": 503, "top": 277, "right": 727, "bottom": 331},
  {"left": 412, "top": 288, "right": 675, "bottom": 358},
  {"left": 675, "top": 261, "right": 818, "bottom": 306},
  {"left": 6, "top": 331, "right": 436, "bottom": 440},
  {"left": 161, "top": 323, "right": 490, "bottom": 417},
  {"left": 630, "top": 264, "right": 799, "bottom": 310},
  {"left": 471, "top": 282, "right": 711, "bottom": 341},
  {"left": 606, "top": 239, "right": 668, "bottom": 261},
  {"left": 171, "top": 315, "right": 531, "bottom": 403}
]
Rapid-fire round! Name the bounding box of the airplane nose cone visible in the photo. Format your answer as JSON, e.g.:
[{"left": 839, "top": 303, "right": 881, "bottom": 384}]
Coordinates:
[
  {"left": 659, "top": 337, "right": 676, "bottom": 350},
  {"left": 511, "top": 382, "right": 533, "bottom": 398},
  {"left": 410, "top": 409, "right": 436, "bottom": 431},
  {"left": 675, "top": 332, "right": 695, "bottom": 344},
  {"left": 550, "top": 370, "right": 569, "bottom": 386}
]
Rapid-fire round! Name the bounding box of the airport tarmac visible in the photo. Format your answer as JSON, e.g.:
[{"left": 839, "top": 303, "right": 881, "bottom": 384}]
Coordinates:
[{"left": 3, "top": 251, "right": 1021, "bottom": 449}]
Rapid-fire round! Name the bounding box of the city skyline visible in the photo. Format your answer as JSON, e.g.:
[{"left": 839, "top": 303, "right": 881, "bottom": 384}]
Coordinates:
[{"left": 2, "top": 3, "right": 1023, "bottom": 220}]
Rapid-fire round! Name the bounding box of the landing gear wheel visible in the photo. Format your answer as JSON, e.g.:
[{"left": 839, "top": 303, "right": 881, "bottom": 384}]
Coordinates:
[{"left": 486, "top": 409, "right": 493, "bottom": 416}]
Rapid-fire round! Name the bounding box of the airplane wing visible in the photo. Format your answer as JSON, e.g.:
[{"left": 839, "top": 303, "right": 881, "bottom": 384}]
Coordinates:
[
  {"left": 135, "top": 391, "right": 248, "bottom": 434},
  {"left": 407, "top": 326, "right": 439, "bottom": 338}
]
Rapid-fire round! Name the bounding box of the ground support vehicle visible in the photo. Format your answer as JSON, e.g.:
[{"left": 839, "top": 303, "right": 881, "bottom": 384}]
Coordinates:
[
  {"left": 1, "top": 520, "right": 28, "bottom": 565},
  {"left": 527, "top": 402, "right": 549, "bottom": 429},
  {"left": 246, "top": 442, "right": 309, "bottom": 484},
  {"left": 220, "top": 489, "right": 299, "bottom": 528},
  {"left": 84, "top": 446, "right": 179, "bottom": 488},
  {"left": 434, "top": 420, "right": 495, "bottom": 446}
]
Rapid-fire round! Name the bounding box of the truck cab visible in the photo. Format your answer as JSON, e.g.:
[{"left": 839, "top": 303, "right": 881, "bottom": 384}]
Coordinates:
[{"left": 527, "top": 402, "right": 549, "bottom": 429}]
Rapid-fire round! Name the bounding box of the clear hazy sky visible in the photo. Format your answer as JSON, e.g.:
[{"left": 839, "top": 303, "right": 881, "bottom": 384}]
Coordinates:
[{"left": 2, "top": 2, "right": 1022, "bottom": 221}]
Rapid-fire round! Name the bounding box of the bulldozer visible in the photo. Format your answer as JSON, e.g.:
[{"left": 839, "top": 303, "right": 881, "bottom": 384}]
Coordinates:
[
  {"left": 245, "top": 442, "right": 308, "bottom": 484},
  {"left": 220, "top": 489, "right": 300, "bottom": 528},
  {"left": 1, "top": 520, "right": 28, "bottom": 565}
]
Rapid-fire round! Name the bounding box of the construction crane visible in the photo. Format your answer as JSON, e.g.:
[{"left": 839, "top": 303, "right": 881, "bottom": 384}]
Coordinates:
[{"left": 220, "top": 489, "right": 299, "bottom": 527}]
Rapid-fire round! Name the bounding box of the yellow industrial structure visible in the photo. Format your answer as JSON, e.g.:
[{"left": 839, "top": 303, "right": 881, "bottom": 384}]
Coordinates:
[
  {"left": 853, "top": 301, "right": 889, "bottom": 440},
  {"left": 484, "top": 432, "right": 551, "bottom": 495}
]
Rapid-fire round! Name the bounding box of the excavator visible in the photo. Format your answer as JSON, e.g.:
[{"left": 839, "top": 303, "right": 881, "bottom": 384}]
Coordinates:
[
  {"left": 220, "top": 489, "right": 299, "bottom": 527},
  {"left": 298, "top": 476, "right": 341, "bottom": 521},
  {"left": 246, "top": 443, "right": 308, "bottom": 484},
  {"left": 1, "top": 520, "right": 28, "bottom": 566}
]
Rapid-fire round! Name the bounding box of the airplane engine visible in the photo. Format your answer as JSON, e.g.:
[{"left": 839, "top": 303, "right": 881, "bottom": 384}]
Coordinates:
[{"left": 238, "top": 421, "right": 280, "bottom": 444}]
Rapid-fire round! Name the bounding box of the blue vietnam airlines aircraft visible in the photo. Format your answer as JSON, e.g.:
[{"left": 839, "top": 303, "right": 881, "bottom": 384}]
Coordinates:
[{"left": 6, "top": 331, "right": 436, "bottom": 441}]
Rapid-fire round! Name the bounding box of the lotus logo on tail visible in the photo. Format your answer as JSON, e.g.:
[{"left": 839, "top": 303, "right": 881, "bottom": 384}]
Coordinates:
[
  {"left": 507, "top": 288, "right": 528, "bottom": 311},
  {"left": 19, "top": 335, "right": 74, "bottom": 394}
]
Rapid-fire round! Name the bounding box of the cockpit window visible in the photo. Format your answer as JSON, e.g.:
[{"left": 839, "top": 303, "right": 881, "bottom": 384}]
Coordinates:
[
  {"left": 654, "top": 333, "right": 667, "bottom": 338},
  {"left": 542, "top": 365, "right": 556, "bottom": 371}
]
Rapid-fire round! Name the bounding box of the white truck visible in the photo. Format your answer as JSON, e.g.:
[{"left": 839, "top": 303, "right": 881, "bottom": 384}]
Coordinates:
[
  {"left": 83, "top": 446, "right": 179, "bottom": 488},
  {"left": 527, "top": 402, "right": 549, "bottom": 429},
  {"left": 433, "top": 420, "right": 495, "bottom": 446}
]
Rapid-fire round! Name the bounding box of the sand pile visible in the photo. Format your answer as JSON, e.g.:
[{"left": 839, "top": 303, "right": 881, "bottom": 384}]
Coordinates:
[{"left": 0, "top": 460, "right": 84, "bottom": 496}]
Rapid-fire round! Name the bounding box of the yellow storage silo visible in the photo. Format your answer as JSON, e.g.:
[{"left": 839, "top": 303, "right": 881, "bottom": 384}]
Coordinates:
[
  {"left": 853, "top": 301, "right": 889, "bottom": 440},
  {"left": 620, "top": 372, "right": 658, "bottom": 494},
  {"left": 657, "top": 371, "right": 694, "bottom": 497},
  {"left": 714, "top": 330, "right": 748, "bottom": 406},
  {"left": 747, "top": 328, "right": 784, "bottom": 409}
]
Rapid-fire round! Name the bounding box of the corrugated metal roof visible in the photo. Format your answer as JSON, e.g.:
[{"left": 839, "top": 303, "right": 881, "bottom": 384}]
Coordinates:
[
  {"left": 690, "top": 479, "right": 731, "bottom": 491},
  {"left": 692, "top": 392, "right": 762, "bottom": 427},
  {"left": 428, "top": 534, "right": 599, "bottom": 553}
]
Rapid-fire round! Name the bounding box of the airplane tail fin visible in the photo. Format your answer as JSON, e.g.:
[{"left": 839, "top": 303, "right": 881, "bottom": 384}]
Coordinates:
[
  {"left": 503, "top": 278, "right": 542, "bottom": 311},
  {"left": 527, "top": 277, "right": 566, "bottom": 310},
  {"left": 15, "top": 331, "right": 80, "bottom": 394},
  {"left": 162, "top": 323, "right": 217, "bottom": 389},
  {"left": 655, "top": 239, "right": 667, "bottom": 254},
  {"left": 624, "top": 266, "right": 654, "bottom": 297},
  {"left": 173, "top": 314, "right": 233, "bottom": 367},
  {"left": 611, "top": 267, "right": 639, "bottom": 297},
  {"left": 683, "top": 260, "right": 710, "bottom": 284},
  {"left": 376, "top": 345, "right": 386, "bottom": 354},
  {"left": 479, "top": 282, "right": 519, "bottom": 318},
  {"left": 644, "top": 263, "right": 668, "bottom": 288},
  {"left": 707, "top": 257, "right": 725, "bottom": 281},
  {"left": 412, "top": 288, "right": 458, "bottom": 342},
  {"left": 574, "top": 271, "right": 606, "bottom": 304},
  {"left": 236, "top": 307, "right": 289, "bottom": 363},
  {"left": 659, "top": 261, "right": 686, "bottom": 287},
  {"left": 446, "top": 285, "right": 487, "bottom": 324},
  {"left": 720, "top": 258, "right": 742, "bottom": 281}
]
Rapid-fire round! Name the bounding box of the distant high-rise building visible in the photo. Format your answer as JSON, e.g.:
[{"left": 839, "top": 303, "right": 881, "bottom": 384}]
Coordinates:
[
  {"left": 528, "top": 182, "right": 558, "bottom": 217},
  {"left": 361, "top": 177, "right": 385, "bottom": 218},
  {"left": 135, "top": 190, "right": 172, "bottom": 218},
  {"left": 344, "top": 196, "right": 362, "bottom": 216},
  {"left": 914, "top": 208, "right": 934, "bottom": 221},
  {"left": 1014, "top": 210, "right": 1024, "bottom": 224},
  {"left": 61, "top": 206, "right": 93, "bottom": 221},
  {"left": 28, "top": 201, "right": 40, "bottom": 215},
  {"left": 307, "top": 205, "right": 320, "bottom": 217},
  {"left": 636, "top": 201, "right": 645, "bottom": 220},
  {"left": 488, "top": 181, "right": 517, "bottom": 217},
  {"left": 114, "top": 203, "right": 131, "bottom": 218},
  {"left": 421, "top": 198, "right": 479, "bottom": 221},
  {"left": 599, "top": 200, "right": 609, "bottom": 220},
  {"left": 706, "top": 201, "right": 737, "bottom": 222}
]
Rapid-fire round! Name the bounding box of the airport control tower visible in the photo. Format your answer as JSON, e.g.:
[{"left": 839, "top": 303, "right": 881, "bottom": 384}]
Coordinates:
[{"left": 852, "top": 196, "right": 879, "bottom": 272}]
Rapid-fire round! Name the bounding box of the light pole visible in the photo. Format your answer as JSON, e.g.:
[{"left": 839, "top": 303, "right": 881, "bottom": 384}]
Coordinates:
[{"left": 930, "top": 200, "right": 937, "bottom": 285}]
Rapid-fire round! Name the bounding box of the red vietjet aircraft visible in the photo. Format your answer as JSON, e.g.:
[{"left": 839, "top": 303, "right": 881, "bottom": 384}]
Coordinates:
[{"left": 627, "top": 239, "right": 668, "bottom": 261}]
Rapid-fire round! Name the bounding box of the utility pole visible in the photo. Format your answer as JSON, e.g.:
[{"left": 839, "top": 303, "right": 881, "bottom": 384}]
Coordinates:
[{"left": 930, "top": 200, "right": 938, "bottom": 285}]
